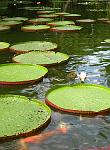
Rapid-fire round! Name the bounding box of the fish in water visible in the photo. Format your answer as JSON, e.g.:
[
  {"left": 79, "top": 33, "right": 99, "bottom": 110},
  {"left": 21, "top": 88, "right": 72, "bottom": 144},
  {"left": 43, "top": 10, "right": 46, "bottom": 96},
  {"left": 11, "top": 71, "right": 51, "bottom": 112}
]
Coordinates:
[
  {"left": 21, "top": 122, "right": 69, "bottom": 144},
  {"left": 77, "top": 72, "right": 87, "bottom": 83}
]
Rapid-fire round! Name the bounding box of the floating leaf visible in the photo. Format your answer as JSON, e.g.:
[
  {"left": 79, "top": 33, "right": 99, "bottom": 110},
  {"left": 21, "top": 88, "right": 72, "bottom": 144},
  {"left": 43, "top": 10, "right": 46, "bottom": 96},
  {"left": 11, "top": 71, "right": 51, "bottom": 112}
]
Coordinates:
[
  {"left": 0, "top": 25, "right": 10, "bottom": 31},
  {"left": 10, "top": 41, "right": 58, "bottom": 53},
  {"left": 2, "top": 17, "right": 28, "bottom": 22},
  {"left": 0, "top": 64, "right": 48, "bottom": 85},
  {"left": 55, "top": 12, "right": 70, "bottom": 16},
  {"left": 12, "top": 51, "right": 69, "bottom": 66},
  {"left": 36, "top": 11, "right": 54, "bottom": 14},
  {"left": 0, "top": 21, "right": 22, "bottom": 26},
  {"left": 0, "top": 94, "right": 51, "bottom": 140},
  {"left": 0, "top": 42, "right": 10, "bottom": 50},
  {"left": 21, "top": 25, "right": 50, "bottom": 32},
  {"left": 63, "top": 14, "right": 81, "bottom": 17},
  {"left": 47, "top": 21, "right": 75, "bottom": 27},
  {"left": 38, "top": 14, "right": 59, "bottom": 18},
  {"left": 104, "top": 39, "right": 110, "bottom": 43},
  {"left": 50, "top": 25, "right": 82, "bottom": 32},
  {"left": 28, "top": 18, "right": 53, "bottom": 24},
  {"left": 76, "top": 19, "right": 95, "bottom": 23},
  {"left": 45, "top": 84, "right": 110, "bottom": 115}
]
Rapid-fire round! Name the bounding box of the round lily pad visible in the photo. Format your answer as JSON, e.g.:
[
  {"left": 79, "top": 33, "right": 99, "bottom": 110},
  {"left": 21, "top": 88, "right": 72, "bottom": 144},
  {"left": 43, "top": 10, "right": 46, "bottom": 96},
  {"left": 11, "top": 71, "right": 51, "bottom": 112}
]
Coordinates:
[
  {"left": 2, "top": 17, "right": 28, "bottom": 22},
  {"left": 47, "top": 21, "right": 75, "bottom": 27},
  {"left": 45, "top": 84, "right": 110, "bottom": 115},
  {"left": 28, "top": 18, "right": 53, "bottom": 24},
  {"left": 0, "top": 94, "right": 51, "bottom": 140},
  {"left": 0, "top": 42, "right": 10, "bottom": 51},
  {"left": 38, "top": 14, "right": 59, "bottom": 18},
  {"left": 36, "top": 11, "right": 54, "bottom": 14},
  {"left": 55, "top": 12, "right": 70, "bottom": 16},
  {"left": 12, "top": 51, "right": 69, "bottom": 66},
  {"left": 97, "top": 18, "right": 109, "bottom": 22},
  {"left": 50, "top": 25, "right": 82, "bottom": 33},
  {"left": 0, "top": 25, "right": 10, "bottom": 32},
  {"left": 76, "top": 19, "right": 95, "bottom": 23},
  {"left": 10, "top": 41, "right": 58, "bottom": 54},
  {"left": 63, "top": 13, "right": 81, "bottom": 17},
  {"left": 104, "top": 39, "right": 110, "bottom": 43},
  {"left": 0, "top": 21, "right": 22, "bottom": 26},
  {"left": 0, "top": 64, "right": 48, "bottom": 85},
  {"left": 21, "top": 25, "right": 50, "bottom": 32}
]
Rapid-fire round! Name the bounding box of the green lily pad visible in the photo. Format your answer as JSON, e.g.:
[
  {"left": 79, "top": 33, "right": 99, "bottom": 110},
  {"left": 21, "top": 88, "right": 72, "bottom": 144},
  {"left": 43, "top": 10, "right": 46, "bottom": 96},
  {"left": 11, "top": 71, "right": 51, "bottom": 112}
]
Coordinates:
[
  {"left": 0, "top": 94, "right": 51, "bottom": 140},
  {"left": 63, "top": 14, "right": 81, "bottom": 17},
  {"left": 97, "top": 18, "right": 109, "bottom": 22},
  {"left": 36, "top": 10, "right": 54, "bottom": 14},
  {"left": 21, "top": 25, "right": 50, "bottom": 32},
  {"left": 2, "top": 17, "right": 28, "bottom": 22},
  {"left": 0, "top": 26, "right": 10, "bottom": 31},
  {"left": 0, "top": 64, "right": 48, "bottom": 85},
  {"left": 45, "top": 84, "right": 110, "bottom": 115},
  {"left": 47, "top": 21, "right": 75, "bottom": 27},
  {"left": 50, "top": 25, "right": 82, "bottom": 32},
  {"left": 12, "top": 51, "right": 69, "bottom": 66},
  {"left": 10, "top": 41, "right": 58, "bottom": 53},
  {"left": 0, "top": 42, "right": 10, "bottom": 50},
  {"left": 28, "top": 18, "right": 53, "bottom": 24},
  {"left": 76, "top": 19, "right": 95, "bottom": 23},
  {"left": 104, "top": 39, "right": 110, "bottom": 43},
  {"left": 55, "top": 12, "right": 70, "bottom": 16},
  {"left": 38, "top": 14, "right": 59, "bottom": 18},
  {"left": 0, "top": 21, "right": 22, "bottom": 26}
]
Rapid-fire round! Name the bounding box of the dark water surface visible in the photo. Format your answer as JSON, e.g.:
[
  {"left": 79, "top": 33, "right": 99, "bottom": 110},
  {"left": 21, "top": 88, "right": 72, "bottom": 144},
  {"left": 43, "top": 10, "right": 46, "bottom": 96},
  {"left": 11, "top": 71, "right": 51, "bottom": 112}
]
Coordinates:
[{"left": 0, "top": 0, "right": 110, "bottom": 149}]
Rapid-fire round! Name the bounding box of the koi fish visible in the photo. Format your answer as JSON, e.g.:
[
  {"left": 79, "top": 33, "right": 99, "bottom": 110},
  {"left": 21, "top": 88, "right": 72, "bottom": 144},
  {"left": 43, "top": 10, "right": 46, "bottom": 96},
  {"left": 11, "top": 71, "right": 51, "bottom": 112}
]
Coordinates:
[
  {"left": 77, "top": 72, "right": 87, "bottom": 83},
  {"left": 21, "top": 122, "right": 69, "bottom": 144}
]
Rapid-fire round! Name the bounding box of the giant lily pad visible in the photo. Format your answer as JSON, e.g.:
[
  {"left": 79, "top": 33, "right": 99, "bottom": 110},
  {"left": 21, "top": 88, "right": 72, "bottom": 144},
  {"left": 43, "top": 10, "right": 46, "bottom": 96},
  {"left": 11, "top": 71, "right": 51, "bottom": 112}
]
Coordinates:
[
  {"left": 21, "top": 25, "right": 50, "bottom": 32},
  {"left": 12, "top": 51, "right": 69, "bottom": 66},
  {"left": 38, "top": 14, "right": 59, "bottom": 18},
  {"left": 104, "top": 39, "right": 110, "bottom": 43},
  {"left": 0, "top": 21, "right": 22, "bottom": 26},
  {"left": 50, "top": 25, "right": 82, "bottom": 32},
  {"left": 55, "top": 12, "right": 70, "bottom": 16},
  {"left": 2, "top": 17, "right": 28, "bottom": 22},
  {"left": 36, "top": 11, "right": 54, "bottom": 14},
  {"left": 0, "top": 94, "right": 51, "bottom": 140},
  {"left": 0, "top": 64, "right": 48, "bottom": 85},
  {"left": 45, "top": 84, "right": 110, "bottom": 115},
  {"left": 47, "top": 21, "right": 75, "bottom": 27},
  {"left": 76, "top": 19, "right": 95, "bottom": 23},
  {"left": 10, "top": 41, "right": 58, "bottom": 54},
  {"left": 63, "top": 13, "right": 81, "bottom": 17},
  {"left": 0, "top": 42, "right": 10, "bottom": 51},
  {"left": 0, "top": 25, "right": 10, "bottom": 32},
  {"left": 28, "top": 18, "right": 53, "bottom": 24}
]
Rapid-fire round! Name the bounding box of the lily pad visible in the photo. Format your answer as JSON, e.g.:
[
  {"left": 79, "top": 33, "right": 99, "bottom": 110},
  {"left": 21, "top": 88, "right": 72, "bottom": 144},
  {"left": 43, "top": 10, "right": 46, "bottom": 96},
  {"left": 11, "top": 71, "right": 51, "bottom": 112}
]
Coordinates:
[
  {"left": 47, "top": 21, "right": 75, "bottom": 27},
  {"left": 55, "top": 12, "right": 70, "bottom": 16},
  {"left": 21, "top": 25, "right": 50, "bottom": 32},
  {"left": 0, "top": 21, "right": 22, "bottom": 26},
  {"left": 28, "top": 18, "right": 53, "bottom": 24},
  {"left": 76, "top": 19, "right": 95, "bottom": 23},
  {"left": 0, "top": 64, "right": 48, "bottom": 85},
  {"left": 38, "top": 14, "right": 59, "bottom": 18},
  {"left": 97, "top": 18, "right": 109, "bottom": 22},
  {"left": 2, "top": 17, "right": 28, "bottom": 22},
  {"left": 0, "top": 42, "right": 10, "bottom": 50},
  {"left": 36, "top": 11, "right": 54, "bottom": 14},
  {"left": 12, "top": 51, "right": 69, "bottom": 66},
  {"left": 0, "top": 94, "right": 51, "bottom": 140},
  {"left": 10, "top": 41, "right": 58, "bottom": 53},
  {"left": 63, "top": 14, "right": 81, "bottom": 17},
  {"left": 45, "top": 84, "right": 110, "bottom": 115},
  {"left": 0, "top": 26, "right": 10, "bottom": 31},
  {"left": 104, "top": 39, "right": 110, "bottom": 43},
  {"left": 50, "top": 25, "right": 82, "bottom": 32}
]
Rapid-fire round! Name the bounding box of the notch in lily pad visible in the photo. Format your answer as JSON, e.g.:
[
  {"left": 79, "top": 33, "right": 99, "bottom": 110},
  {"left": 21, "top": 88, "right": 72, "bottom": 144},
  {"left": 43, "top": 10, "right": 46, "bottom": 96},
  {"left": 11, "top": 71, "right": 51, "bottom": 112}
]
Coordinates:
[
  {"left": 12, "top": 51, "right": 69, "bottom": 66},
  {"left": 10, "top": 41, "right": 58, "bottom": 54},
  {"left": 0, "top": 63, "right": 48, "bottom": 85},
  {"left": 0, "top": 94, "right": 51, "bottom": 140},
  {"left": 45, "top": 84, "right": 110, "bottom": 116}
]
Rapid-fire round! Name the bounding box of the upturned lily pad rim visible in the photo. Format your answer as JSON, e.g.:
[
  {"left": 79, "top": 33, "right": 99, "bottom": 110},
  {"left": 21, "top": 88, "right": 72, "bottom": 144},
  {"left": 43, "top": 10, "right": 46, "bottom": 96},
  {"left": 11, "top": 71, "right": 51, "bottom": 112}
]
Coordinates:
[
  {"left": 0, "top": 94, "right": 51, "bottom": 140},
  {"left": 45, "top": 84, "right": 110, "bottom": 115},
  {"left": 50, "top": 25, "right": 82, "bottom": 33},
  {"left": 0, "top": 63, "right": 48, "bottom": 85},
  {"left": 12, "top": 51, "right": 69, "bottom": 67},
  {"left": 21, "top": 25, "right": 50, "bottom": 32},
  {"left": 10, "top": 41, "right": 58, "bottom": 54}
]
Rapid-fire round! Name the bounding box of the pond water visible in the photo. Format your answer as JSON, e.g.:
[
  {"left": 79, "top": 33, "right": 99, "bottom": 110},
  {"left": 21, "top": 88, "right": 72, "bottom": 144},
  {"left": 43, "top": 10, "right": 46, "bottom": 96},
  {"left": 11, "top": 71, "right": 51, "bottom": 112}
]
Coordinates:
[{"left": 0, "top": 0, "right": 110, "bottom": 150}]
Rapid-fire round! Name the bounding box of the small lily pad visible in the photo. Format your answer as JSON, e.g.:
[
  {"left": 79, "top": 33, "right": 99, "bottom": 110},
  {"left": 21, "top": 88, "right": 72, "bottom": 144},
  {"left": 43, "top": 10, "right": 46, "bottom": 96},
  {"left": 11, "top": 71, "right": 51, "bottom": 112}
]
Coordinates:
[
  {"left": 12, "top": 51, "right": 69, "bottom": 66},
  {"left": 38, "top": 14, "right": 59, "bottom": 18},
  {"left": 45, "top": 84, "right": 110, "bottom": 115},
  {"left": 0, "top": 64, "right": 48, "bottom": 85},
  {"left": 47, "top": 21, "right": 75, "bottom": 27},
  {"left": 104, "top": 39, "right": 110, "bottom": 43},
  {"left": 28, "top": 18, "right": 53, "bottom": 24},
  {"left": 10, "top": 41, "right": 58, "bottom": 53},
  {"left": 2, "top": 17, "right": 28, "bottom": 22},
  {"left": 0, "top": 21, "right": 22, "bottom": 26},
  {"left": 76, "top": 19, "right": 95, "bottom": 23},
  {"left": 0, "top": 42, "right": 10, "bottom": 50},
  {"left": 0, "top": 94, "right": 51, "bottom": 140},
  {"left": 50, "top": 25, "right": 82, "bottom": 32},
  {"left": 21, "top": 25, "right": 50, "bottom": 32}
]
